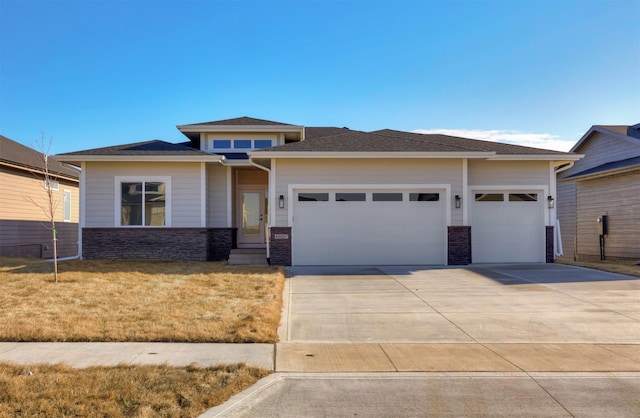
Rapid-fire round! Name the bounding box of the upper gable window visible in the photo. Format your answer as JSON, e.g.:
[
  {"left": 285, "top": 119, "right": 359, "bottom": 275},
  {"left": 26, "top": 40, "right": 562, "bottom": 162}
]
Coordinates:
[
  {"left": 254, "top": 140, "right": 272, "bottom": 149},
  {"left": 234, "top": 140, "right": 252, "bottom": 149},
  {"left": 211, "top": 139, "right": 273, "bottom": 151},
  {"left": 213, "top": 140, "right": 231, "bottom": 149}
]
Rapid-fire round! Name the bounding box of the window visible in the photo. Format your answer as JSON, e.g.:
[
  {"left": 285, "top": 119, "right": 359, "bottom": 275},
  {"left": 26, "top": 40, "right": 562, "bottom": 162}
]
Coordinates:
[
  {"left": 213, "top": 140, "right": 231, "bottom": 149},
  {"left": 298, "top": 193, "right": 329, "bottom": 202},
  {"left": 475, "top": 193, "right": 504, "bottom": 202},
  {"left": 63, "top": 190, "right": 71, "bottom": 222},
  {"left": 254, "top": 140, "right": 272, "bottom": 149},
  {"left": 410, "top": 193, "right": 439, "bottom": 201},
  {"left": 509, "top": 193, "right": 538, "bottom": 202},
  {"left": 120, "top": 180, "right": 167, "bottom": 226},
  {"left": 373, "top": 193, "right": 403, "bottom": 201},
  {"left": 336, "top": 193, "right": 366, "bottom": 202},
  {"left": 44, "top": 179, "right": 59, "bottom": 191},
  {"left": 234, "top": 140, "right": 252, "bottom": 149}
]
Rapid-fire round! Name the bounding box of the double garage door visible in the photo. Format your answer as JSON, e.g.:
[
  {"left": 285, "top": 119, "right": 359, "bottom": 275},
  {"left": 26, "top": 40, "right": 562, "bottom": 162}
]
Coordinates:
[
  {"left": 291, "top": 188, "right": 546, "bottom": 265},
  {"left": 292, "top": 189, "right": 446, "bottom": 265}
]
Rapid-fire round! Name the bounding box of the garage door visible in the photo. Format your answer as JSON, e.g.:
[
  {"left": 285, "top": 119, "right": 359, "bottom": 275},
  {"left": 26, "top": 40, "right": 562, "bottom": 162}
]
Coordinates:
[
  {"left": 471, "top": 191, "right": 545, "bottom": 263},
  {"left": 292, "top": 189, "right": 446, "bottom": 265}
]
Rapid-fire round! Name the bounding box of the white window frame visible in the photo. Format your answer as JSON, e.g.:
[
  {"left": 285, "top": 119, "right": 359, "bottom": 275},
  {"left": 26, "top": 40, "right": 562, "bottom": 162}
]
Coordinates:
[
  {"left": 115, "top": 176, "right": 172, "bottom": 227},
  {"left": 209, "top": 139, "right": 274, "bottom": 152},
  {"left": 44, "top": 179, "right": 59, "bottom": 191},
  {"left": 63, "top": 190, "right": 71, "bottom": 222}
]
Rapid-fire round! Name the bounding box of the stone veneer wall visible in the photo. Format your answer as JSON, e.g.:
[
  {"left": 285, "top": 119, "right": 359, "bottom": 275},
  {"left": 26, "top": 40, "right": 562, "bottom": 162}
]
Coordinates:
[
  {"left": 546, "top": 225, "right": 554, "bottom": 263},
  {"left": 448, "top": 226, "right": 471, "bottom": 265},
  {"left": 82, "top": 228, "right": 236, "bottom": 262},
  {"left": 269, "top": 227, "right": 292, "bottom": 266},
  {"left": 207, "top": 228, "right": 237, "bottom": 261}
]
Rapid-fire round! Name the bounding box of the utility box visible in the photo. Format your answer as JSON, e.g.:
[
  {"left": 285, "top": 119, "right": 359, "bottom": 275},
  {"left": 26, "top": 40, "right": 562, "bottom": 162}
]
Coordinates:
[{"left": 597, "top": 215, "right": 608, "bottom": 236}]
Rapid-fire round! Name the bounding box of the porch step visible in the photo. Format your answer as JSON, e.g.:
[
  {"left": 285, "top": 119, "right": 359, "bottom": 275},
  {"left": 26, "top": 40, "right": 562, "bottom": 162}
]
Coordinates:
[{"left": 228, "top": 248, "right": 269, "bottom": 266}]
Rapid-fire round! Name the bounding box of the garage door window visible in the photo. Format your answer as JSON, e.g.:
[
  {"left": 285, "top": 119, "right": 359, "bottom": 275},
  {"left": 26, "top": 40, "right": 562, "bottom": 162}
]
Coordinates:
[
  {"left": 336, "top": 192, "right": 366, "bottom": 202},
  {"left": 372, "top": 193, "right": 403, "bottom": 201},
  {"left": 509, "top": 193, "right": 538, "bottom": 202},
  {"left": 410, "top": 193, "right": 439, "bottom": 202},
  {"left": 298, "top": 193, "right": 329, "bottom": 202},
  {"left": 475, "top": 193, "right": 504, "bottom": 202}
]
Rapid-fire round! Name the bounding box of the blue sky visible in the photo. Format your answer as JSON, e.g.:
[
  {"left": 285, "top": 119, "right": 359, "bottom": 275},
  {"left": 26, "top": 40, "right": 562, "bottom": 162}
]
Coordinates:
[{"left": 1, "top": 0, "right": 639, "bottom": 154}]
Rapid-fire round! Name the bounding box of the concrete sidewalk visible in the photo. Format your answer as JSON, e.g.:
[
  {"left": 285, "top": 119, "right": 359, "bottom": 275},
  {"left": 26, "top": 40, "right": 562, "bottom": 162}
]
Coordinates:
[{"left": 0, "top": 342, "right": 275, "bottom": 370}]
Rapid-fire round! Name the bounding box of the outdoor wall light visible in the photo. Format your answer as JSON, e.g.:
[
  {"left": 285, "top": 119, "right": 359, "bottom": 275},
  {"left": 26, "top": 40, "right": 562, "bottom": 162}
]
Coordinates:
[
  {"left": 455, "top": 195, "right": 461, "bottom": 209},
  {"left": 279, "top": 194, "right": 285, "bottom": 209},
  {"left": 547, "top": 195, "right": 555, "bottom": 209}
]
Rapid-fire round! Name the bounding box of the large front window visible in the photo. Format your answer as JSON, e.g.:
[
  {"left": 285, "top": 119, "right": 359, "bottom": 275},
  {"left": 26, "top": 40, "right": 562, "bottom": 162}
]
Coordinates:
[{"left": 120, "top": 181, "right": 166, "bottom": 226}]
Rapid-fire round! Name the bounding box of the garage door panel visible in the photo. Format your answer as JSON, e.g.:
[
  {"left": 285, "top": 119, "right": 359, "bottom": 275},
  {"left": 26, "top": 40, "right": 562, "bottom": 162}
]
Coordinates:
[
  {"left": 471, "top": 191, "right": 544, "bottom": 263},
  {"left": 293, "top": 190, "right": 446, "bottom": 265}
]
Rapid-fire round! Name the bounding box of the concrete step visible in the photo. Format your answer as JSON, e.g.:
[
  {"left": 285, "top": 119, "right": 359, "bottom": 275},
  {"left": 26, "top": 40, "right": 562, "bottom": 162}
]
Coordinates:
[{"left": 228, "top": 249, "right": 268, "bottom": 265}]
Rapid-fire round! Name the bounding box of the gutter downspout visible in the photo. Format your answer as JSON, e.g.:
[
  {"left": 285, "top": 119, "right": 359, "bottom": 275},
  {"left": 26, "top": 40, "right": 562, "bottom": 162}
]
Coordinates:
[
  {"left": 551, "top": 162, "right": 575, "bottom": 257},
  {"left": 249, "top": 159, "right": 271, "bottom": 260}
]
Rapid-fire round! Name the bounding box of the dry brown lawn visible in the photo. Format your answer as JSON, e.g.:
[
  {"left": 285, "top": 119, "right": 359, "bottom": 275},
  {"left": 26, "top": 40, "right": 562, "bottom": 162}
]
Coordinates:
[
  {"left": 0, "top": 362, "right": 270, "bottom": 417},
  {"left": 557, "top": 258, "right": 640, "bottom": 278},
  {"left": 0, "top": 257, "right": 284, "bottom": 342}
]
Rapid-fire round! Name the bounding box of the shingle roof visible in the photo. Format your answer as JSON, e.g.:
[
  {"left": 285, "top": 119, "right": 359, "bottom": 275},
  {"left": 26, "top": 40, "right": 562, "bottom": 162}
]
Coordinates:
[
  {"left": 0, "top": 135, "right": 79, "bottom": 179},
  {"left": 374, "top": 129, "right": 566, "bottom": 155},
  {"left": 305, "top": 127, "right": 351, "bottom": 140},
  {"left": 180, "top": 116, "right": 294, "bottom": 126},
  {"left": 564, "top": 155, "right": 640, "bottom": 180},
  {"left": 58, "top": 140, "right": 214, "bottom": 156},
  {"left": 255, "top": 128, "right": 569, "bottom": 155}
]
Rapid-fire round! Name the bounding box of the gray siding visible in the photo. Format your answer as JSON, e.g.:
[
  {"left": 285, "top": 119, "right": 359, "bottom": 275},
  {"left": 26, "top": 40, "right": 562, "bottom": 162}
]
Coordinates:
[
  {"left": 576, "top": 171, "right": 640, "bottom": 259},
  {"left": 0, "top": 220, "right": 78, "bottom": 258},
  {"left": 274, "top": 158, "right": 463, "bottom": 227},
  {"left": 207, "top": 165, "right": 229, "bottom": 227}
]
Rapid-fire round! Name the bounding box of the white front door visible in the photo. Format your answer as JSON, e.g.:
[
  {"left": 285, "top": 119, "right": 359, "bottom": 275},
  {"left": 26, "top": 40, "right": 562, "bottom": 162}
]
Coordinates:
[{"left": 237, "top": 189, "right": 266, "bottom": 246}]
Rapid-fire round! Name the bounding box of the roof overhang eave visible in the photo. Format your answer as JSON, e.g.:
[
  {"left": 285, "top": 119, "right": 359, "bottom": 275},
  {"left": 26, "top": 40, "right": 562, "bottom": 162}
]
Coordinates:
[
  {"left": 561, "top": 164, "right": 640, "bottom": 182},
  {"left": 55, "top": 155, "right": 226, "bottom": 165},
  {"left": 177, "top": 124, "right": 304, "bottom": 134},
  {"left": 248, "top": 151, "right": 497, "bottom": 159},
  {"left": 489, "top": 154, "right": 584, "bottom": 161}
]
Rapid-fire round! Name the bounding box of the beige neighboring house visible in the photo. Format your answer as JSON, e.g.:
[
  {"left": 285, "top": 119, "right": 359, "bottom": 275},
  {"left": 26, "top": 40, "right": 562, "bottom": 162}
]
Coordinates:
[
  {"left": 0, "top": 135, "right": 80, "bottom": 258},
  {"left": 557, "top": 124, "right": 640, "bottom": 261}
]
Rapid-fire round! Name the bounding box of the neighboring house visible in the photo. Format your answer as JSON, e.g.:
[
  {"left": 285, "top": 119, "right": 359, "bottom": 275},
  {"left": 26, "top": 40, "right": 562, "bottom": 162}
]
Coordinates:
[
  {"left": 0, "top": 135, "right": 80, "bottom": 258},
  {"left": 57, "top": 117, "right": 581, "bottom": 266},
  {"left": 557, "top": 124, "right": 640, "bottom": 261}
]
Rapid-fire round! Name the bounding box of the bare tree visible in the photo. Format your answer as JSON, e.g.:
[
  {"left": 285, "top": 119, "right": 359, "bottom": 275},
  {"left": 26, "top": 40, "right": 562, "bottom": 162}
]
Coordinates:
[{"left": 24, "top": 131, "right": 60, "bottom": 283}]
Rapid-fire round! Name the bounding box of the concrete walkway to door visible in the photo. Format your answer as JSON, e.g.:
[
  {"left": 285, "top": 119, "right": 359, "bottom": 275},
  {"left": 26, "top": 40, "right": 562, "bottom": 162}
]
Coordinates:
[{"left": 206, "top": 263, "right": 640, "bottom": 417}]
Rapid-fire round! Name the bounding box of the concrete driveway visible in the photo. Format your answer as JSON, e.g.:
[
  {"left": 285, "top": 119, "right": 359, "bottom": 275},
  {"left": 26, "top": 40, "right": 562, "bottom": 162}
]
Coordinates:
[
  {"left": 279, "top": 264, "right": 640, "bottom": 344},
  {"left": 207, "top": 264, "right": 640, "bottom": 417}
]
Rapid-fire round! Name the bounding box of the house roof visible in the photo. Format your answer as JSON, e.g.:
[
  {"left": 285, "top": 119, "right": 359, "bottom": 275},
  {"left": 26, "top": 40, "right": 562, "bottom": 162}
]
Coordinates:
[
  {"left": 56, "top": 140, "right": 225, "bottom": 165},
  {"left": 563, "top": 155, "right": 640, "bottom": 180},
  {"left": 570, "top": 124, "right": 640, "bottom": 152},
  {"left": 305, "top": 127, "right": 351, "bottom": 140},
  {"left": 0, "top": 135, "right": 79, "bottom": 180},
  {"left": 254, "top": 128, "right": 571, "bottom": 155}
]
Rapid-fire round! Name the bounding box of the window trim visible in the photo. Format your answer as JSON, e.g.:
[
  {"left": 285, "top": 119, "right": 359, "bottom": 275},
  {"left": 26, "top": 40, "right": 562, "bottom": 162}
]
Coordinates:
[
  {"left": 115, "top": 176, "right": 171, "bottom": 227},
  {"left": 63, "top": 189, "right": 71, "bottom": 222}
]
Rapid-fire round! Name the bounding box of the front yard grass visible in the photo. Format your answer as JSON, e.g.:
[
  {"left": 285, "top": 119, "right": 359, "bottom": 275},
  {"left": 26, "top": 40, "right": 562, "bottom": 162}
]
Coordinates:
[
  {"left": 557, "top": 258, "right": 640, "bottom": 278},
  {"left": 0, "top": 362, "right": 270, "bottom": 417},
  {"left": 0, "top": 257, "right": 284, "bottom": 342}
]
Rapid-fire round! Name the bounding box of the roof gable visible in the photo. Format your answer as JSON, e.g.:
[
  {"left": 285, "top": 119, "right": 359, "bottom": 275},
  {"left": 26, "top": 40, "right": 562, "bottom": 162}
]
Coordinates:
[{"left": 571, "top": 124, "right": 640, "bottom": 153}]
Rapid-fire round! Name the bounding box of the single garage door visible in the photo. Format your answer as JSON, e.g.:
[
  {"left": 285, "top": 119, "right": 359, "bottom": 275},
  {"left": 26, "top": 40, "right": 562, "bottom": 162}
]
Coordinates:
[
  {"left": 471, "top": 191, "right": 545, "bottom": 263},
  {"left": 292, "top": 189, "right": 446, "bottom": 265}
]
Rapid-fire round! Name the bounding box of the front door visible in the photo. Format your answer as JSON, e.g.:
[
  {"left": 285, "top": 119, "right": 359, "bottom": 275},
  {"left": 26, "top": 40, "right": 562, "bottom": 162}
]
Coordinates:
[{"left": 237, "top": 189, "right": 266, "bottom": 246}]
